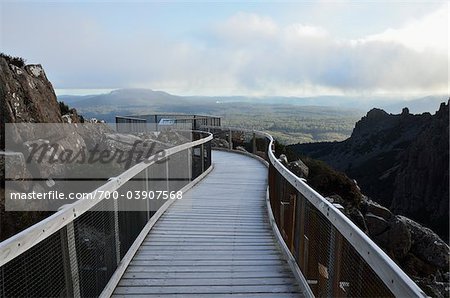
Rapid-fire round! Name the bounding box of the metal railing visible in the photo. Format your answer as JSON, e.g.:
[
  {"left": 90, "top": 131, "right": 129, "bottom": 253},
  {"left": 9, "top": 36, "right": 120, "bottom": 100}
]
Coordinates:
[
  {"left": 204, "top": 125, "right": 427, "bottom": 298},
  {"left": 0, "top": 123, "right": 428, "bottom": 297},
  {"left": 0, "top": 131, "right": 213, "bottom": 297},
  {"left": 116, "top": 114, "right": 221, "bottom": 133}
]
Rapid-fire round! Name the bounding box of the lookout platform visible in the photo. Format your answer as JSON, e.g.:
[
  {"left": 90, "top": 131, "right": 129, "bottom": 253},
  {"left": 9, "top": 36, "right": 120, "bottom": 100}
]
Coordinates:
[{"left": 112, "top": 150, "right": 304, "bottom": 297}]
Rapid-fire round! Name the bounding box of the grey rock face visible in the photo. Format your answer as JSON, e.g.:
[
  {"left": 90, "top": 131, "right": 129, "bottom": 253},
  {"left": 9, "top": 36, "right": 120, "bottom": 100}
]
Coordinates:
[
  {"left": 0, "top": 59, "right": 62, "bottom": 124},
  {"left": 400, "top": 215, "right": 450, "bottom": 270},
  {"left": 290, "top": 101, "right": 449, "bottom": 242},
  {"left": 391, "top": 103, "right": 449, "bottom": 241},
  {"left": 280, "top": 152, "right": 449, "bottom": 296}
]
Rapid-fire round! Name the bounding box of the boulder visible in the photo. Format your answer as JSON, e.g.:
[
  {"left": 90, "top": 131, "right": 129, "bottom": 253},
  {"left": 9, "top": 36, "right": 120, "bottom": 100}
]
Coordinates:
[
  {"left": 211, "top": 138, "right": 230, "bottom": 148},
  {"left": 346, "top": 207, "right": 368, "bottom": 233},
  {"left": 369, "top": 215, "right": 411, "bottom": 259},
  {"left": 402, "top": 253, "right": 437, "bottom": 277},
  {"left": 415, "top": 277, "right": 449, "bottom": 298},
  {"left": 328, "top": 194, "right": 368, "bottom": 233},
  {"left": 3, "top": 152, "right": 32, "bottom": 191},
  {"left": 365, "top": 213, "right": 389, "bottom": 236},
  {"left": 361, "top": 198, "right": 393, "bottom": 220},
  {"left": 400, "top": 215, "right": 450, "bottom": 270},
  {"left": 278, "top": 154, "right": 288, "bottom": 166},
  {"left": 387, "top": 216, "right": 412, "bottom": 259},
  {"left": 287, "top": 159, "right": 309, "bottom": 178},
  {"left": 3, "top": 152, "right": 28, "bottom": 180}
]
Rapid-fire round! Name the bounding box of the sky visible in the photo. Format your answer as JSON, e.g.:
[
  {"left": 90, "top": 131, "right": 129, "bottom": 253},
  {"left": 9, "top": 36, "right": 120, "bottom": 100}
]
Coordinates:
[{"left": 0, "top": 1, "right": 448, "bottom": 97}]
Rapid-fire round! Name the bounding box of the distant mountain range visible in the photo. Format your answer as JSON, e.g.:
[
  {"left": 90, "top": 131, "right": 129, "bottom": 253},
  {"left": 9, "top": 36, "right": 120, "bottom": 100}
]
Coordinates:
[
  {"left": 58, "top": 89, "right": 448, "bottom": 145},
  {"left": 59, "top": 88, "right": 446, "bottom": 115},
  {"left": 59, "top": 88, "right": 185, "bottom": 108}
]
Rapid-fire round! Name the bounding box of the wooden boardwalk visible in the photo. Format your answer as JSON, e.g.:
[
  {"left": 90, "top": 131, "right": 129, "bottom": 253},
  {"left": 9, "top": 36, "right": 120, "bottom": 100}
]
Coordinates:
[{"left": 112, "top": 150, "right": 303, "bottom": 297}]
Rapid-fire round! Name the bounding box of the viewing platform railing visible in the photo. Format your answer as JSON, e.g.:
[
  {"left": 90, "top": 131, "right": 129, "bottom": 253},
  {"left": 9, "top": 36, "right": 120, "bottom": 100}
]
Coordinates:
[
  {"left": 202, "top": 125, "right": 426, "bottom": 298},
  {"left": 0, "top": 131, "right": 213, "bottom": 297},
  {"left": 0, "top": 123, "right": 427, "bottom": 297}
]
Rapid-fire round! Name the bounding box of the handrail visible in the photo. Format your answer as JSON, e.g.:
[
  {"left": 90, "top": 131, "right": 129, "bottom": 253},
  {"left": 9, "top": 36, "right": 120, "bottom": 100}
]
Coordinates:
[
  {"left": 206, "top": 125, "right": 426, "bottom": 297},
  {"left": 0, "top": 131, "right": 213, "bottom": 267},
  {"left": 266, "top": 139, "right": 426, "bottom": 297}
]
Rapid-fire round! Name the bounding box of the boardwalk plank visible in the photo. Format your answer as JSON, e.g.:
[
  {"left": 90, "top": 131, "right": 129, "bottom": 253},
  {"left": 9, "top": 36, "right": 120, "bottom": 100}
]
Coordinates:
[{"left": 114, "top": 284, "right": 300, "bottom": 295}]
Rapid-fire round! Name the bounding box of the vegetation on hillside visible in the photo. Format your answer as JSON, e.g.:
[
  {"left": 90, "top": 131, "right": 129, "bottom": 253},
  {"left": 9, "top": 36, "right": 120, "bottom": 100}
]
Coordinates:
[
  {"left": 59, "top": 101, "right": 70, "bottom": 115},
  {"left": 69, "top": 101, "right": 362, "bottom": 144},
  {"left": 275, "top": 141, "right": 362, "bottom": 206},
  {"left": 0, "top": 53, "right": 26, "bottom": 67}
]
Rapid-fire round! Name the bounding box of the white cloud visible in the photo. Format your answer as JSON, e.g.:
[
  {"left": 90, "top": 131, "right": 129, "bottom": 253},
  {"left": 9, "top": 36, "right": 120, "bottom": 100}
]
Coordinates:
[
  {"left": 224, "top": 12, "right": 278, "bottom": 34},
  {"left": 1, "top": 4, "right": 447, "bottom": 96},
  {"left": 284, "top": 24, "right": 328, "bottom": 39},
  {"left": 209, "top": 9, "right": 447, "bottom": 95},
  {"left": 362, "top": 4, "right": 448, "bottom": 53}
]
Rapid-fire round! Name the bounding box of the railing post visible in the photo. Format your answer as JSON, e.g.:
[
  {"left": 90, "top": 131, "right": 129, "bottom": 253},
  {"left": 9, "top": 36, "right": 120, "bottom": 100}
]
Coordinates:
[
  {"left": 113, "top": 198, "right": 121, "bottom": 265},
  {"left": 201, "top": 143, "right": 205, "bottom": 173},
  {"left": 187, "top": 148, "right": 192, "bottom": 182},
  {"left": 332, "top": 233, "right": 343, "bottom": 296},
  {"left": 252, "top": 132, "right": 256, "bottom": 154},
  {"left": 228, "top": 129, "right": 232, "bottom": 149},
  {"left": 326, "top": 227, "right": 337, "bottom": 295},
  {"left": 303, "top": 235, "right": 310, "bottom": 280},
  {"left": 65, "top": 223, "right": 81, "bottom": 298},
  {"left": 298, "top": 193, "right": 306, "bottom": 270},
  {"left": 145, "top": 168, "right": 150, "bottom": 220},
  {"left": 60, "top": 229, "right": 74, "bottom": 297},
  {"left": 165, "top": 158, "right": 170, "bottom": 191}
]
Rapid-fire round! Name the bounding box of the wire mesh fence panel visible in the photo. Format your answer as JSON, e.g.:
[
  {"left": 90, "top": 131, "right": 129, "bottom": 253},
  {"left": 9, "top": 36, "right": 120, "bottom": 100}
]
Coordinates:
[
  {"left": 147, "top": 156, "right": 170, "bottom": 214},
  {"left": 203, "top": 141, "right": 212, "bottom": 170},
  {"left": 0, "top": 132, "right": 214, "bottom": 298},
  {"left": 191, "top": 145, "right": 203, "bottom": 180},
  {"left": 255, "top": 136, "right": 269, "bottom": 161},
  {"left": 269, "top": 164, "right": 281, "bottom": 226},
  {"left": 288, "top": 191, "right": 395, "bottom": 297},
  {"left": 267, "top": 151, "right": 400, "bottom": 297},
  {"left": 230, "top": 130, "right": 245, "bottom": 150},
  {"left": 73, "top": 199, "right": 118, "bottom": 298},
  {"left": 168, "top": 149, "right": 190, "bottom": 192},
  {"left": 302, "top": 198, "right": 333, "bottom": 296},
  {"left": 0, "top": 229, "right": 69, "bottom": 297},
  {"left": 116, "top": 168, "right": 149, "bottom": 259},
  {"left": 279, "top": 181, "right": 297, "bottom": 251},
  {"left": 338, "top": 237, "right": 393, "bottom": 297}
]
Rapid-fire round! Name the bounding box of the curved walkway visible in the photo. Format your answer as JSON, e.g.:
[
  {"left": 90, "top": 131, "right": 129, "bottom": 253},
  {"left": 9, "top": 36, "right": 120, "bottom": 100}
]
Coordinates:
[{"left": 112, "top": 150, "right": 303, "bottom": 297}]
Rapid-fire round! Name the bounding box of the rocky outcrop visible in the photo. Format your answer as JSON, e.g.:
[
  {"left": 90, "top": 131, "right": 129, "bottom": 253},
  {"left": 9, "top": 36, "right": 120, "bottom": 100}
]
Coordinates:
[
  {"left": 0, "top": 56, "right": 178, "bottom": 240},
  {"left": 401, "top": 216, "right": 449, "bottom": 271},
  {"left": 0, "top": 58, "right": 63, "bottom": 124},
  {"left": 211, "top": 138, "right": 230, "bottom": 148},
  {"left": 287, "top": 159, "right": 309, "bottom": 179},
  {"left": 1, "top": 56, "right": 66, "bottom": 239},
  {"left": 279, "top": 152, "right": 449, "bottom": 297},
  {"left": 289, "top": 101, "right": 449, "bottom": 243},
  {"left": 391, "top": 102, "right": 449, "bottom": 241},
  {"left": 62, "top": 108, "right": 83, "bottom": 123}
]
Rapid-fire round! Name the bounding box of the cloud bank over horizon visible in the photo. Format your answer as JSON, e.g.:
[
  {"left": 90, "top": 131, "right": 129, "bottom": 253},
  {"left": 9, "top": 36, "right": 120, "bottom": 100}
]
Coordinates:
[{"left": 1, "top": 2, "right": 448, "bottom": 97}]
